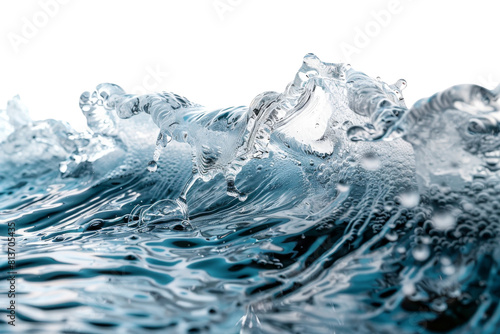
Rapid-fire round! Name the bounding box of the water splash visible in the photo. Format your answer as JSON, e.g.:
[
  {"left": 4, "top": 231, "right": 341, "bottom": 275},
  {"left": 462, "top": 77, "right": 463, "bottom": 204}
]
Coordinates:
[
  {"left": 79, "top": 54, "right": 349, "bottom": 219},
  {"left": 2, "top": 53, "right": 500, "bottom": 333},
  {"left": 344, "top": 72, "right": 500, "bottom": 189}
]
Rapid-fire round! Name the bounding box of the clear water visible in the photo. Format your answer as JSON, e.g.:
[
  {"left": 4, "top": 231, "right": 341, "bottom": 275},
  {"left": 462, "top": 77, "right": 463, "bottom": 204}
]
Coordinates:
[{"left": 1, "top": 54, "right": 500, "bottom": 333}]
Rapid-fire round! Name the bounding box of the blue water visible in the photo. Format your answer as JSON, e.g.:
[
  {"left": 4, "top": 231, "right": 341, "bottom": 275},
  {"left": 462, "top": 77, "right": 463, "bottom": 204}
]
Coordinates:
[{"left": 1, "top": 54, "right": 500, "bottom": 333}]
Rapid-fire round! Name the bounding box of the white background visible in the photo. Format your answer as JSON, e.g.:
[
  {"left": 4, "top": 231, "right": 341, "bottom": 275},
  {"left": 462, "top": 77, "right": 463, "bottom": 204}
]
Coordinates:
[{"left": 1, "top": 0, "right": 499, "bottom": 131}]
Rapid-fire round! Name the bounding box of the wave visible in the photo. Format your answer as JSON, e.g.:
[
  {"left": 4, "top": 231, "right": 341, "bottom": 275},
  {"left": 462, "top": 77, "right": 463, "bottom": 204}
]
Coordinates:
[{"left": 1, "top": 53, "right": 499, "bottom": 333}]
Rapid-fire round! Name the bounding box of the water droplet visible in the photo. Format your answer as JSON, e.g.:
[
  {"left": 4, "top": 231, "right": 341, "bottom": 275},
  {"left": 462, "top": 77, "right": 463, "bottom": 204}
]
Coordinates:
[
  {"left": 442, "top": 264, "right": 455, "bottom": 276},
  {"left": 336, "top": 182, "right": 350, "bottom": 193},
  {"left": 395, "top": 79, "right": 407, "bottom": 91},
  {"left": 341, "top": 120, "right": 353, "bottom": 130},
  {"left": 412, "top": 244, "right": 430, "bottom": 261},
  {"left": 399, "top": 192, "right": 420, "bottom": 208},
  {"left": 431, "top": 299, "right": 447, "bottom": 312},
  {"left": 431, "top": 212, "right": 456, "bottom": 231},
  {"left": 59, "top": 162, "right": 68, "bottom": 173},
  {"left": 385, "top": 231, "right": 398, "bottom": 241},
  {"left": 147, "top": 160, "right": 158, "bottom": 172},
  {"left": 402, "top": 283, "right": 415, "bottom": 296},
  {"left": 440, "top": 257, "right": 452, "bottom": 266},
  {"left": 360, "top": 153, "right": 381, "bottom": 171}
]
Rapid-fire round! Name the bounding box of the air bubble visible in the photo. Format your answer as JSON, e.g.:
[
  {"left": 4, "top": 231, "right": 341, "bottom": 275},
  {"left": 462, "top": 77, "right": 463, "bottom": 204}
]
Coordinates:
[
  {"left": 360, "top": 153, "right": 381, "bottom": 171},
  {"left": 399, "top": 192, "right": 420, "bottom": 208},
  {"left": 412, "top": 244, "right": 430, "bottom": 261},
  {"left": 402, "top": 283, "right": 415, "bottom": 296},
  {"left": 147, "top": 160, "right": 158, "bottom": 172},
  {"left": 431, "top": 299, "right": 447, "bottom": 312},
  {"left": 431, "top": 212, "right": 456, "bottom": 231},
  {"left": 336, "top": 182, "right": 350, "bottom": 193},
  {"left": 385, "top": 231, "right": 398, "bottom": 241}
]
